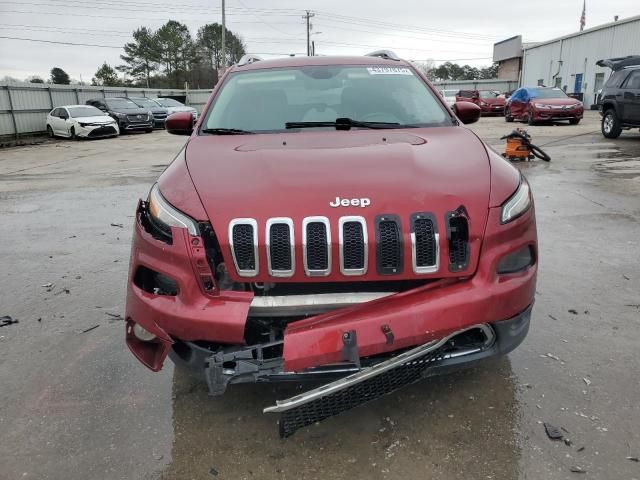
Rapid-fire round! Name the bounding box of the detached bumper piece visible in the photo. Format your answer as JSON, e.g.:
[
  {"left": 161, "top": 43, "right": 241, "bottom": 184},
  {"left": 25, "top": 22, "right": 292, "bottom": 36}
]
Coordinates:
[{"left": 264, "top": 326, "right": 479, "bottom": 437}]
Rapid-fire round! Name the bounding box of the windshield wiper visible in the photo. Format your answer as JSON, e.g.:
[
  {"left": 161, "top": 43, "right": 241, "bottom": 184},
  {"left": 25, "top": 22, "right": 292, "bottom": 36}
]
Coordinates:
[
  {"left": 286, "top": 117, "right": 405, "bottom": 130},
  {"left": 201, "top": 127, "right": 255, "bottom": 135}
]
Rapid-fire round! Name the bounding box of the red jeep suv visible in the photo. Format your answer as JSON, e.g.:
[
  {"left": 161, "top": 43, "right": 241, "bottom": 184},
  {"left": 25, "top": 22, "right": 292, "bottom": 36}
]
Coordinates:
[{"left": 125, "top": 52, "right": 537, "bottom": 436}]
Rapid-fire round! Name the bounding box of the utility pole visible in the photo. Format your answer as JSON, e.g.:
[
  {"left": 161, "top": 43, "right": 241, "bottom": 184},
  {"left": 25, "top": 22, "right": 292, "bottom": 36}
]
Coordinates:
[
  {"left": 303, "top": 10, "right": 315, "bottom": 56},
  {"left": 221, "top": 0, "right": 226, "bottom": 69}
]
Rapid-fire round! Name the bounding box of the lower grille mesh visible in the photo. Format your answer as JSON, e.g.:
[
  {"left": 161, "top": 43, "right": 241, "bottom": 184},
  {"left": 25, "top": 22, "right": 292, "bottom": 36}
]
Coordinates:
[{"left": 279, "top": 346, "right": 445, "bottom": 437}]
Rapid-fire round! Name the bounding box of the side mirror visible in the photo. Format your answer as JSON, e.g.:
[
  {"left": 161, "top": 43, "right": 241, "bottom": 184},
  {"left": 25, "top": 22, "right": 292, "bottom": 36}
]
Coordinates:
[
  {"left": 166, "top": 111, "right": 194, "bottom": 135},
  {"left": 453, "top": 101, "right": 481, "bottom": 125}
]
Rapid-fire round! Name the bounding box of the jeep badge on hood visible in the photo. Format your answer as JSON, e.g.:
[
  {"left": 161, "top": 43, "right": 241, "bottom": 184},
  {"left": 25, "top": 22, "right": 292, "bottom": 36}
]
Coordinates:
[{"left": 329, "top": 196, "right": 371, "bottom": 208}]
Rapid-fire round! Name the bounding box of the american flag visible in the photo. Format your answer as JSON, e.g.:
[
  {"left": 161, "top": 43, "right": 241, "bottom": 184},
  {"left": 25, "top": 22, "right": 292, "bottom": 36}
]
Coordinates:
[{"left": 580, "top": 0, "right": 586, "bottom": 31}]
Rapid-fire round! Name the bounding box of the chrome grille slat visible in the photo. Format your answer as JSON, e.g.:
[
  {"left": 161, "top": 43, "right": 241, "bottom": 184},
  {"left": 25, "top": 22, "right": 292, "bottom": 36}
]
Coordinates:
[
  {"left": 302, "top": 216, "right": 331, "bottom": 277},
  {"left": 266, "top": 218, "right": 295, "bottom": 277},
  {"left": 411, "top": 213, "right": 439, "bottom": 274},
  {"left": 229, "top": 218, "right": 258, "bottom": 277},
  {"left": 339, "top": 216, "right": 368, "bottom": 275}
]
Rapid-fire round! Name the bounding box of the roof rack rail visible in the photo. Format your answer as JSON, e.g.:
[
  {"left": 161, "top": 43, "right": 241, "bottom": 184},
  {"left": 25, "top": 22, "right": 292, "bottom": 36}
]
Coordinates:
[
  {"left": 366, "top": 50, "right": 401, "bottom": 61},
  {"left": 237, "top": 54, "right": 263, "bottom": 67}
]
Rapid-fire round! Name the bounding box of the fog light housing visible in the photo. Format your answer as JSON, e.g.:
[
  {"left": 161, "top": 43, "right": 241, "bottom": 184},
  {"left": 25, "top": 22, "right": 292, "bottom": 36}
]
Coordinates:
[
  {"left": 497, "top": 246, "right": 535, "bottom": 274},
  {"left": 132, "top": 323, "right": 157, "bottom": 342}
]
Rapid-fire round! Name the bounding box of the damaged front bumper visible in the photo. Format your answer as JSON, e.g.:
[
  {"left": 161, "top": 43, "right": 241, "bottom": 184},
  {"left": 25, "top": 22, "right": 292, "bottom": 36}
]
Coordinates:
[
  {"left": 126, "top": 197, "right": 536, "bottom": 383},
  {"left": 172, "top": 305, "right": 531, "bottom": 394},
  {"left": 170, "top": 308, "right": 530, "bottom": 436}
]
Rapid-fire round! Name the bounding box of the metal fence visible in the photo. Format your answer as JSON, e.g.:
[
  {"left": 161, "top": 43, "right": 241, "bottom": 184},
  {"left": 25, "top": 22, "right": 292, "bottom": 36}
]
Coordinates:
[{"left": 0, "top": 81, "right": 213, "bottom": 139}]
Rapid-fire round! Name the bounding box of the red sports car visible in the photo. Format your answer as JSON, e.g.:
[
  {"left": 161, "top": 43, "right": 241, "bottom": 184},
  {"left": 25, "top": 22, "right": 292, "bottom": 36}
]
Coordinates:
[
  {"left": 506, "top": 87, "right": 584, "bottom": 125},
  {"left": 125, "top": 52, "right": 537, "bottom": 436},
  {"left": 456, "top": 89, "right": 506, "bottom": 115}
]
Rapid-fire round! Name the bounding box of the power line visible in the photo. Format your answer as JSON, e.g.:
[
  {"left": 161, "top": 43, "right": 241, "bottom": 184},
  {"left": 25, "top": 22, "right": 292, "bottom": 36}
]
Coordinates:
[
  {"left": 231, "top": 0, "right": 300, "bottom": 38},
  {"left": 0, "top": 25, "right": 132, "bottom": 38},
  {"left": 314, "top": 20, "right": 495, "bottom": 45},
  {"left": 1, "top": 9, "right": 304, "bottom": 24},
  {"left": 313, "top": 11, "right": 498, "bottom": 40},
  {"left": 0, "top": 23, "right": 133, "bottom": 34},
  {"left": 0, "top": 35, "right": 306, "bottom": 56},
  {"left": 0, "top": 35, "right": 122, "bottom": 48},
  {"left": 0, "top": 0, "right": 302, "bottom": 15}
]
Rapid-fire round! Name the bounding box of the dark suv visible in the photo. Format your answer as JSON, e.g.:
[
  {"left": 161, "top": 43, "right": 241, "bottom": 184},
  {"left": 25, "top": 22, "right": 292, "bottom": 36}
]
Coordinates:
[
  {"left": 86, "top": 98, "right": 154, "bottom": 133},
  {"left": 597, "top": 56, "right": 640, "bottom": 138},
  {"left": 128, "top": 97, "right": 168, "bottom": 128}
]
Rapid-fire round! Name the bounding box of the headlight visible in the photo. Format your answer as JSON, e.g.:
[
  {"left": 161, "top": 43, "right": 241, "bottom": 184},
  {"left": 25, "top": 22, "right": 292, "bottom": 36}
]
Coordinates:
[
  {"left": 114, "top": 112, "right": 127, "bottom": 118},
  {"left": 79, "top": 122, "right": 89, "bottom": 127},
  {"left": 501, "top": 177, "right": 531, "bottom": 224},
  {"left": 533, "top": 103, "right": 548, "bottom": 109},
  {"left": 480, "top": 101, "right": 488, "bottom": 106},
  {"left": 148, "top": 183, "right": 199, "bottom": 235}
]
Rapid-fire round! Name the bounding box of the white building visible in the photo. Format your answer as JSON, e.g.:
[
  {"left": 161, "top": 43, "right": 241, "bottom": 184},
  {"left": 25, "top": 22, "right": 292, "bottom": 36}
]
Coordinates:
[{"left": 520, "top": 14, "right": 640, "bottom": 107}]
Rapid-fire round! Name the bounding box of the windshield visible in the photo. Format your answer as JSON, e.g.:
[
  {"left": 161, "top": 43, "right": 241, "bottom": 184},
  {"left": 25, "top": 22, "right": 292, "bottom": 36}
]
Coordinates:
[
  {"left": 131, "top": 98, "right": 160, "bottom": 109},
  {"left": 105, "top": 98, "right": 139, "bottom": 109},
  {"left": 155, "top": 98, "right": 183, "bottom": 107},
  {"left": 67, "top": 106, "right": 104, "bottom": 118},
  {"left": 203, "top": 65, "right": 451, "bottom": 133},
  {"left": 479, "top": 91, "right": 499, "bottom": 98},
  {"left": 532, "top": 88, "right": 568, "bottom": 99}
]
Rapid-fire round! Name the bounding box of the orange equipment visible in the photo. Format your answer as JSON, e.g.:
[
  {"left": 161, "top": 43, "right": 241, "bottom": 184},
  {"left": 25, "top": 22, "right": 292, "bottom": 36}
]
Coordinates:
[{"left": 501, "top": 129, "right": 551, "bottom": 162}]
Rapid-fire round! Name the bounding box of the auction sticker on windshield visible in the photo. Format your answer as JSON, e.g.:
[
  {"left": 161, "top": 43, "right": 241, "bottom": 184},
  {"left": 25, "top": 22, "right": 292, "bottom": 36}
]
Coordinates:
[{"left": 367, "top": 67, "right": 413, "bottom": 75}]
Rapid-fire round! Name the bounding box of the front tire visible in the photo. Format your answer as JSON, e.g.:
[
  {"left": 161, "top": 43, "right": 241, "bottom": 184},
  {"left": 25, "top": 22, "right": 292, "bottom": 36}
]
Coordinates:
[
  {"left": 505, "top": 108, "right": 514, "bottom": 123},
  {"left": 69, "top": 126, "right": 77, "bottom": 140},
  {"left": 569, "top": 118, "right": 581, "bottom": 125},
  {"left": 145, "top": 128, "right": 153, "bottom": 133},
  {"left": 46, "top": 125, "right": 54, "bottom": 138},
  {"left": 601, "top": 110, "right": 622, "bottom": 138},
  {"left": 527, "top": 111, "right": 536, "bottom": 126}
]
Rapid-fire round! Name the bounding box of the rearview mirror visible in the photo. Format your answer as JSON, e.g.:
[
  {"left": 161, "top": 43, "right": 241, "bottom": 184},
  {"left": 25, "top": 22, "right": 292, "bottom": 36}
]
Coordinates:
[
  {"left": 166, "top": 111, "right": 194, "bottom": 136},
  {"left": 453, "top": 101, "right": 481, "bottom": 125}
]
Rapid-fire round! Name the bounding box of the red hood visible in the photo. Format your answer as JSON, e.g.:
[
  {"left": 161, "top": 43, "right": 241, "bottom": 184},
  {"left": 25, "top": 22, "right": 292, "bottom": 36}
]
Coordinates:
[
  {"left": 530, "top": 97, "right": 582, "bottom": 106},
  {"left": 184, "top": 127, "right": 491, "bottom": 282}
]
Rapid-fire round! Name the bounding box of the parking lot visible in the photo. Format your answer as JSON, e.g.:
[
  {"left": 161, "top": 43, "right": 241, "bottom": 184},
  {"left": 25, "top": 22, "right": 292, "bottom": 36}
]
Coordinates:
[{"left": 1, "top": 111, "right": 639, "bottom": 479}]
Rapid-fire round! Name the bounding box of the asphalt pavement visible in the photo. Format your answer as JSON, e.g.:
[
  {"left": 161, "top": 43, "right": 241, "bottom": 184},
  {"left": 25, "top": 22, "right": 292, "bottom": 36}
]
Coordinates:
[{"left": 1, "top": 112, "right": 639, "bottom": 480}]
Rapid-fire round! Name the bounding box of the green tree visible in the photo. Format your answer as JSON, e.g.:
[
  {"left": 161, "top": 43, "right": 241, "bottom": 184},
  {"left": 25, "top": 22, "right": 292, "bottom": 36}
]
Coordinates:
[
  {"left": 50, "top": 67, "right": 70, "bottom": 84},
  {"left": 27, "top": 76, "right": 44, "bottom": 83},
  {"left": 118, "top": 27, "right": 159, "bottom": 88},
  {"left": 92, "top": 62, "right": 121, "bottom": 86},
  {"left": 196, "top": 23, "right": 246, "bottom": 73},
  {"left": 479, "top": 63, "right": 499, "bottom": 80},
  {"left": 154, "top": 21, "right": 198, "bottom": 88}
]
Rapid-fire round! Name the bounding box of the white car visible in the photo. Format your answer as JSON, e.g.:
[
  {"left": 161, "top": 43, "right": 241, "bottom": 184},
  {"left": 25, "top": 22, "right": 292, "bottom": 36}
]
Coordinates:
[
  {"left": 151, "top": 98, "right": 198, "bottom": 120},
  {"left": 46, "top": 105, "right": 119, "bottom": 139},
  {"left": 439, "top": 89, "right": 458, "bottom": 107}
]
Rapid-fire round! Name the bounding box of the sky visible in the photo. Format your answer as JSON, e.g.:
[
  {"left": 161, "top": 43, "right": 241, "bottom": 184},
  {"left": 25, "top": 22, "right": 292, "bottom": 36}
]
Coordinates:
[{"left": 0, "top": 0, "right": 638, "bottom": 82}]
